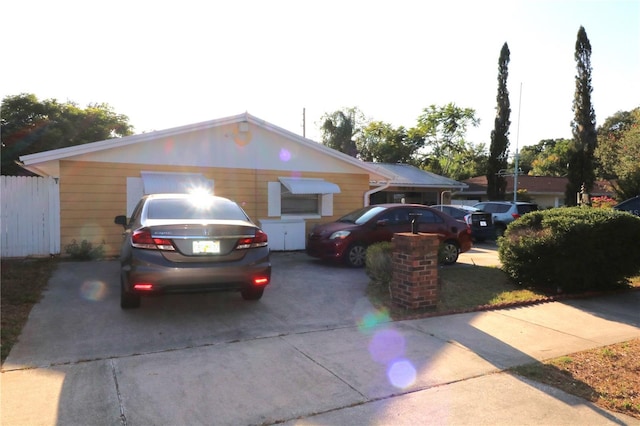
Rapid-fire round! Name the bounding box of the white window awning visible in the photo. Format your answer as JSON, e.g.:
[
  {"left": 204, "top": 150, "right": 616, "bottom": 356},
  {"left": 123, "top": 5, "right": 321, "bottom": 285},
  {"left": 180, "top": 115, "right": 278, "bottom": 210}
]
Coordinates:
[
  {"left": 279, "top": 177, "right": 341, "bottom": 194},
  {"left": 141, "top": 171, "right": 214, "bottom": 194}
]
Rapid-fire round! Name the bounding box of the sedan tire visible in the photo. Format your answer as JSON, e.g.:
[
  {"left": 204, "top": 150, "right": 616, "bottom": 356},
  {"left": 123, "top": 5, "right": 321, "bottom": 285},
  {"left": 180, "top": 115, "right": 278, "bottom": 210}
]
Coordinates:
[
  {"left": 439, "top": 241, "right": 460, "bottom": 265},
  {"left": 495, "top": 223, "right": 507, "bottom": 238},
  {"left": 241, "top": 287, "right": 264, "bottom": 301},
  {"left": 345, "top": 243, "right": 367, "bottom": 268},
  {"left": 120, "top": 277, "right": 141, "bottom": 309}
]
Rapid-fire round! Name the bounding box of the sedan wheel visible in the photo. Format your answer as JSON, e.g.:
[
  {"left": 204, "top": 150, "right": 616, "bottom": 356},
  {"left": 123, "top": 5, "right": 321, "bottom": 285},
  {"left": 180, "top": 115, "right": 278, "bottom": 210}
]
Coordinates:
[
  {"left": 120, "top": 276, "right": 141, "bottom": 309},
  {"left": 345, "top": 244, "right": 367, "bottom": 268},
  {"left": 241, "top": 287, "right": 264, "bottom": 301},
  {"left": 439, "top": 242, "right": 459, "bottom": 265}
]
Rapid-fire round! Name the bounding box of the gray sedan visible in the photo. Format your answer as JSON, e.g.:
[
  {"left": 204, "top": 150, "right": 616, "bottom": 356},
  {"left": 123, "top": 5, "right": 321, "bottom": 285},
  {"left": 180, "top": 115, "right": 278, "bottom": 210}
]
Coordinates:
[{"left": 114, "top": 193, "right": 271, "bottom": 309}]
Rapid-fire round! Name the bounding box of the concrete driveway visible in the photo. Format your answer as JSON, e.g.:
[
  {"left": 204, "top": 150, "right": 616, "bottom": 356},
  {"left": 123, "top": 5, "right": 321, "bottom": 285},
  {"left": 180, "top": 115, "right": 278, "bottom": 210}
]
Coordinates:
[
  {"left": 3, "top": 251, "right": 376, "bottom": 368},
  {"left": 2, "top": 246, "right": 639, "bottom": 425}
]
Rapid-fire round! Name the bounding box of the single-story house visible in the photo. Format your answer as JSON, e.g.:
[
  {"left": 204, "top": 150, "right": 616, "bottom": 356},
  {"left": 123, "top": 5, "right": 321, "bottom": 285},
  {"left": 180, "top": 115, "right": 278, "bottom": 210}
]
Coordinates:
[
  {"left": 455, "top": 175, "right": 614, "bottom": 208},
  {"left": 366, "top": 163, "right": 468, "bottom": 205},
  {"left": 18, "top": 113, "right": 466, "bottom": 256}
]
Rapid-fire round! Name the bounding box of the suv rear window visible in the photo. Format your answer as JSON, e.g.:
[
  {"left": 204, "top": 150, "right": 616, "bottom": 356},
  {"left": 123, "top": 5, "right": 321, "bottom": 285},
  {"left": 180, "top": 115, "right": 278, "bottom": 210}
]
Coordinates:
[
  {"left": 477, "top": 203, "right": 510, "bottom": 213},
  {"left": 517, "top": 204, "right": 538, "bottom": 214}
]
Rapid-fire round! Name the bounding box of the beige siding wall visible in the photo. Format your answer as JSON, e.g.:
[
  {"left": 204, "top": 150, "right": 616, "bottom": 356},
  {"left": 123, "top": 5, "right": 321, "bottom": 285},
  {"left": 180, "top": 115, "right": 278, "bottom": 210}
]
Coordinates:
[{"left": 60, "top": 160, "right": 370, "bottom": 256}]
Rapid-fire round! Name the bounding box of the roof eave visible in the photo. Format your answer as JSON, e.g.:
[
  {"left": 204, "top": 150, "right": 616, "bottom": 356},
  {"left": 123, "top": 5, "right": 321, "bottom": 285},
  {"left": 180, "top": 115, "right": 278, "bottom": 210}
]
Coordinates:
[
  {"left": 390, "top": 182, "right": 468, "bottom": 189},
  {"left": 19, "top": 113, "right": 252, "bottom": 165},
  {"left": 18, "top": 112, "right": 396, "bottom": 181},
  {"left": 17, "top": 161, "right": 56, "bottom": 177}
]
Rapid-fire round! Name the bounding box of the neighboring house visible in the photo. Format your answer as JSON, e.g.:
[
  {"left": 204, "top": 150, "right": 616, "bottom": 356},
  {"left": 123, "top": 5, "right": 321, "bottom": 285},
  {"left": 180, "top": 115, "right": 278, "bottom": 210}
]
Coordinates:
[
  {"left": 366, "top": 163, "right": 468, "bottom": 205},
  {"left": 455, "top": 175, "right": 614, "bottom": 208},
  {"left": 19, "top": 113, "right": 396, "bottom": 255}
]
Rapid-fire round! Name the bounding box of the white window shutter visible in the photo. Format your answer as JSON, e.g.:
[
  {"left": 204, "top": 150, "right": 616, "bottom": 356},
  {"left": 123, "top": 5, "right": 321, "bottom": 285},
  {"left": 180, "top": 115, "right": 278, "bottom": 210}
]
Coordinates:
[
  {"left": 321, "top": 193, "right": 333, "bottom": 216},
  {"left": 267, "top": 182, "right": 281, "bottom": 217}
]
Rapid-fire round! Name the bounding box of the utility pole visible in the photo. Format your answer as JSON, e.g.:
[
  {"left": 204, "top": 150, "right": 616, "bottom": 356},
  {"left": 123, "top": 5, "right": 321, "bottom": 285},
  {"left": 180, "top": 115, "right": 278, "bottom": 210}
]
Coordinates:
[
  {"left": 302, "top": 108, "right": 306, "bottom": 138},
  {"left": 513, "top": 83, "right": 523, "bottom": 202}
]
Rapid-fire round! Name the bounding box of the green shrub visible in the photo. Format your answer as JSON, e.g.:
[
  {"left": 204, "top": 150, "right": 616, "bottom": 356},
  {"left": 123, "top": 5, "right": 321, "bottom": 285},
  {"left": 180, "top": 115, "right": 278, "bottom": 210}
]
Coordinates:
[
  {"left": 64, "top": 239, "right": 105, "bottom": 260},
  {"left": 365, "top": 242, "right": 393, "bottom": 288},
  {"left": 364, "top": 240, "right": 451, "bottom": 288},
  {"left": 499, "top": 207, "right": 640, "bottom": 293}
]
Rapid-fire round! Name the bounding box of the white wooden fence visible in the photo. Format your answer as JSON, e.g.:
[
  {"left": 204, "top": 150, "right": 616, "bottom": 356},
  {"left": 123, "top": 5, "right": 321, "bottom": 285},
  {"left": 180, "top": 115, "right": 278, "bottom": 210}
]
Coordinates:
[{"left": 1, "top": 176, "right": 60, "bottom": 257}]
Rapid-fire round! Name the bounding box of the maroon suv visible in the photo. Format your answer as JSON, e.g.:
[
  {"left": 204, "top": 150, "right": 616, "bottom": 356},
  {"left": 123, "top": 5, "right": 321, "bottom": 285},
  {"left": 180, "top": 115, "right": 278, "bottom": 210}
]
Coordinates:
[{"left": 306, "top": 203, "right": 473, "bottom": 267}]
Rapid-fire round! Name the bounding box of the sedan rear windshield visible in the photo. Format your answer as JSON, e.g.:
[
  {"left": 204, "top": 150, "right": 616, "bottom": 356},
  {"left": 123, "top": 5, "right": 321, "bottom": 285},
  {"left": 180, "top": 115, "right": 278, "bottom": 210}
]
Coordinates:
[{"left": 146, "top": 199, "right": 248, "bottom": 221}]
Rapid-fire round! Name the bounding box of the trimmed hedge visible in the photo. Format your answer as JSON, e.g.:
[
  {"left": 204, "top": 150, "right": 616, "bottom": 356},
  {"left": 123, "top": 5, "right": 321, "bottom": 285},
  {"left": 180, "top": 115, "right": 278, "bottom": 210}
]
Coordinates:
[{"left": 499, "top": 207, "right": 640, "bottom": 293}]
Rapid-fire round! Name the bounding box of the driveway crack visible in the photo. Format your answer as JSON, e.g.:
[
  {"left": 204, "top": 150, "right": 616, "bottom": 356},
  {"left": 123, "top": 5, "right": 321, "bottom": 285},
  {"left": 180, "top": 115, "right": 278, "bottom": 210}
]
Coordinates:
[
  {"left": 110, "top": 359, "right": 128, "bottom": 426},
  {"left": 282, "top": 336, "right": 368, "bottom": 400}
]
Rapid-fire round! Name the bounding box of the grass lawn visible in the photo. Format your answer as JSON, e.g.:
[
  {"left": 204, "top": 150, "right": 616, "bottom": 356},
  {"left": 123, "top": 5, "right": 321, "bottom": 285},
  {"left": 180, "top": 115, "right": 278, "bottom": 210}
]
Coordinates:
[
  {"left": 2, "top": 257, "right": 639, "bottom": 419},
  {"left": 366, "top": 264, "right": 640, "bottom": 420},
  {"left": 511, "top": 340, "right": 640, "bottom": 419},
  {"left": 1, "top": 258, "right": 58, "bottom": 362},
  {"left": 367, "top": 265, "right": 552, "bottom": 320}
]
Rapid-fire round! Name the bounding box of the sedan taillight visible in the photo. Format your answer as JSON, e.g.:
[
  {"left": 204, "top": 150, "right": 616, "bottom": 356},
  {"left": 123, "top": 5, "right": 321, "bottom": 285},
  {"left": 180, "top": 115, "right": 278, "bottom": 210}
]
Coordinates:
[
  {"left": 131, "top": 229, "right": 175, "bottom": 251},
  {"left": 235, "top": 229, "right": 268, "bottom": 250}
]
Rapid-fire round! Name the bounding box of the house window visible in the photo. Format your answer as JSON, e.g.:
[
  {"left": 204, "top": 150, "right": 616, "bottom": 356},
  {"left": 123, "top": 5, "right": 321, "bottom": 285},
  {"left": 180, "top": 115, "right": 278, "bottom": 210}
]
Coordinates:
[
  {"left": 268, "top": 177, "right": 341, "bottom": 217},
  {"left": 281, "top": 192, "right": 320, "bottom": 215}
]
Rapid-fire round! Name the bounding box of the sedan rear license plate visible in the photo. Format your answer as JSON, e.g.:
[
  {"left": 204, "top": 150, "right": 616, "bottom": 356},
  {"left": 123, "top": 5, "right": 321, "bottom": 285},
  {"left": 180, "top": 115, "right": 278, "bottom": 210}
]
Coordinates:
[
  {"left": 193, "top": 240, "right": 220, "bottom": 254},
  {"left": 479, "top": 221, "right": 487, "bottom": 227}
]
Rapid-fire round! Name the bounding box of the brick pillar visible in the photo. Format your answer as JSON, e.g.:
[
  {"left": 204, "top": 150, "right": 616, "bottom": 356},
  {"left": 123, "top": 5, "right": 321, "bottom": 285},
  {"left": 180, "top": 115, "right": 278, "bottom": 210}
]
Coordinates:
[{"left": 391, "top": 233, "right": 439, "bottom": 310}]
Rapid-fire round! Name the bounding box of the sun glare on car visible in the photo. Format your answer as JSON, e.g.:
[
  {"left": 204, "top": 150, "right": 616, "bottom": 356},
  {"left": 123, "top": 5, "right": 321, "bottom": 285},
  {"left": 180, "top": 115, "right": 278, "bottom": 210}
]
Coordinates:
[{"left": 188, "top": 188, "right": 214, "bottom": 209}]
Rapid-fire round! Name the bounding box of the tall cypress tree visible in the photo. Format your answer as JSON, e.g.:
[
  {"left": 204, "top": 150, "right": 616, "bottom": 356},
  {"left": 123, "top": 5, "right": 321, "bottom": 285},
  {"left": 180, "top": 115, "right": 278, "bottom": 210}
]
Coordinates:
[
  {"left": 487, "top": 42, "right": 511, "bottom": 200},
  {"left": 565, "top": 26, "right": 597, "bottom": 205}
]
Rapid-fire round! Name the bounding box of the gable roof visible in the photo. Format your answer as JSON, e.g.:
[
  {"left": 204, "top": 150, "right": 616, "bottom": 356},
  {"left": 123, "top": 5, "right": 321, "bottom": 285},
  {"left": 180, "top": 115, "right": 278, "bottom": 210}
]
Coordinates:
[
  {"left": 367, "top": 163, "right": 468, "bottom": 190},
  {"left": 19, "top": 112, "right": 395, "bottom": 181}
]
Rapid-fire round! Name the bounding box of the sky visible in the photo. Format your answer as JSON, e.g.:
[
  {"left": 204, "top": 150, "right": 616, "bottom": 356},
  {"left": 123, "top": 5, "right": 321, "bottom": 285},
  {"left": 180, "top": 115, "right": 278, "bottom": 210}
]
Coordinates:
[{"left": 3, "top": 0, "right": 639, "bottom": 153}]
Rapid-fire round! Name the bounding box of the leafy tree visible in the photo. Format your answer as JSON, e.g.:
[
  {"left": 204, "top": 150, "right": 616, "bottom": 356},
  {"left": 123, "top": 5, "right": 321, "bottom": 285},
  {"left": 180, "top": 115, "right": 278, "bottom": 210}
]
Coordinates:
[
  {"left": 595, "top": 109, "right": 635, "bottom": 181},
  {"left": 356, "top": 121, "right": 417, "bottom": 163},
  {"left": 595, "top": 107, "right": 640, "bottom": 199},
  {"left": 487, "top": 42, "right": 511, "bottom": 200},
  {"left": 565, "top": 26, "right": 597, "bottom": 205},
  {"left": 1, "top": 93, "right": 133, "bottom": 175},
  {"left": 526, "top": 139, "right": 572, "bottom": 176},
  {"left": 446, "top": 142, "right": 489, "bottom": 181},
  {"left": 414, "top": 103, "right": 480, "bottom": 177},
  {"left": 516, "top": 144, "right": 539, "bottom": 175},
  {"left": 319, "top": 107, "right": 364, "bottom": 157}
]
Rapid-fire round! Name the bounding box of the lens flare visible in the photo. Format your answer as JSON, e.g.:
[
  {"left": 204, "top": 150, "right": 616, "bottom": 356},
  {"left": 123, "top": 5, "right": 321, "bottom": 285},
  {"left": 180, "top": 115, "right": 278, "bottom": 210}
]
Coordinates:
[
  {"left": 358, "top": 308, "right": 390, "bottom": 331},
  {"left": 368, "top": 328, "right": 406, "bottom": 364},
  {"left": 234, "top": 131, "right": 252, "bottom": 146},
  {"left": 387, "top": 359, "right": 417, "bottom": 389},
  {"left": 80, "top": 280, "right": 108, "bottom": 302},
  {"left": 279, "top": 148, "right": 291, "bottom": 162},
  {"left": 188, "top": 189, "right": 214, "bottom": 208},
  {"left": 163, "top": 139, "right": 174, "bottom": 154}
]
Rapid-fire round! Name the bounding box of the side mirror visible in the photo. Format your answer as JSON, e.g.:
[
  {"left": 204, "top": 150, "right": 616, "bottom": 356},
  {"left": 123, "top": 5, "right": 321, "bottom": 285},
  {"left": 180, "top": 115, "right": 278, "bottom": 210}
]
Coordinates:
[{"left": 114, "top": 215, "right": 127, "bottom": 228}]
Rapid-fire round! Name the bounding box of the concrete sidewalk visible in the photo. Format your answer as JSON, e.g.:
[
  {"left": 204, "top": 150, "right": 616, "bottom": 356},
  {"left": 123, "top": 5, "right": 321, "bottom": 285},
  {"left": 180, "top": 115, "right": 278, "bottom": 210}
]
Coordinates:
[{"left": 2, "top": 255, "right": 640, "bottom": 425}]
